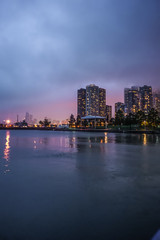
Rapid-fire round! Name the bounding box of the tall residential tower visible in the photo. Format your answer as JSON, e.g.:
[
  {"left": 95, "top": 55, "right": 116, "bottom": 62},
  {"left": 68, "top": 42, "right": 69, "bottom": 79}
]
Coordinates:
[
  {"left": 86, "top": 84, "right": 99, "bottom": 116},
  {"left": 153, "top": 91, "right": 160, "bottom": 117},
  {"left": 77, "top": 88, "right": 86, "bottom": 117},
  {"left": 140, "top": 85, "right": 153, "bottom": 115},
  {"left": 99, "top": 88, "right": 106, "bottom": 117},
  {"left": 124, "top": 86, "right": 140, "bottom": 114},
  {"left": 77, "top": 84, "right": 106, "bottom": 117}
]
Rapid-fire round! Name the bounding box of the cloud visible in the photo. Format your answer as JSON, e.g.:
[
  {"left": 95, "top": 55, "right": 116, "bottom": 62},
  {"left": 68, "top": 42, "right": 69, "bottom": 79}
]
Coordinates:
[{"left": 0, "top": 0, "right": 159, "bottom": 120}]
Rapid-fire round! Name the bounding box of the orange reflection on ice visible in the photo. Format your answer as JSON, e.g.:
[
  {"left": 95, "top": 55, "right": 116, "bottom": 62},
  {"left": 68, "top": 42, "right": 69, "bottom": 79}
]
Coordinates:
[
  {"left": 104, "top": 132, "right": 108, "bottom": 143},
  {"left": 4, "top": 131, "right": 10, "bottom": 161},
  {"left": 143, "top": 134, "right": 147, "bottom": 146}
]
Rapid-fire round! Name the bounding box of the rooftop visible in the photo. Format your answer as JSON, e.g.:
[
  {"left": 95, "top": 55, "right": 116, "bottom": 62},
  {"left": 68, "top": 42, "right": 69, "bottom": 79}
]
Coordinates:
[{"left": 81, "top": 115, "right": 106, "bottom": 120}]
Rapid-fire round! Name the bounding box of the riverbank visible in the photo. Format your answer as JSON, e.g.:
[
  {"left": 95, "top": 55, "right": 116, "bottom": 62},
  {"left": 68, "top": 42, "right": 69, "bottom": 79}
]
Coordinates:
[{"left": 0, "top": 126, "right": 160, "bottom": 134}]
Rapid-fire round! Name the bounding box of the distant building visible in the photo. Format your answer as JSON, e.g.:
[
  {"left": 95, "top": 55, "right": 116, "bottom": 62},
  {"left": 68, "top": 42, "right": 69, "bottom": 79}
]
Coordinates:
[
  {"left": 14, "top": 120, "right": 28, "bottom": 128},
  {"left": 61, "top": 119, "right": 69, "bottom": 125},
  {"left": 33, "top": 119, "right": 37, "bottom": 125},
  {"left": 140, "top": 85, "right": 153, "bottom": 115},
  {"left": 77, "top": 88, "right": 86, "bottom": 117},
  {"left": 25, "top": 112, "right": 30, "bottom": 123},
  {"left": 25, "top": 112, "right": 34, "bottom": 125},
  {"left": 29, "top": 114, "right": 33, "bottom": 124},
  {"left": 52, "top": 120, "right": 60, "bottom": 126},
  {"left": 106, "top": 105, "right": 112, "bottom": 122},
  {"left": 153, "top": 91, "right": 160, "bottom": 117},
  {"left": 115, "top": 102, "right": 125, "bottom": 116}
]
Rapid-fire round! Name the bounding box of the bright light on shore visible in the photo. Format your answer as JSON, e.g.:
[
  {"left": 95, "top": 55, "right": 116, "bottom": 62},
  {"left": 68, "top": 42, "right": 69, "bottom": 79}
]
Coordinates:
[{"left": 6, "top": 120, "right": 11, "bottom": 124}]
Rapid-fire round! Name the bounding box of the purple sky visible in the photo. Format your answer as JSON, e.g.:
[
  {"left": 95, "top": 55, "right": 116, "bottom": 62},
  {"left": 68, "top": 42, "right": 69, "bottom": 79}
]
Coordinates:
[{"left": 0, "top": 0, "right": 160, "bottom": 122}]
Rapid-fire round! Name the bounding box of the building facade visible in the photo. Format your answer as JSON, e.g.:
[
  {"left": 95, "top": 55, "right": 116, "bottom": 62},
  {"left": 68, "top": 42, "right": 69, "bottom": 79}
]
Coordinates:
[
  {"left": 86, "top": 84, "right": 99, "bottom": 116},
  {"left": 99, "top": 88, "right": 106, "bottom": 117},
  {"left": 124, "top": 86, "right": 140, "bottom": 114},
  {"left": 77, "top": 88, "right": 86, "bottom": 117},
  {"left": 106, "top": 105, "right": 112, "bottom": 122},
  {"left": 124, "top": 88, "right": 130, "bottom": 114},
  {"left": 77, "top": 84, "right": 106, "bottom": 117},
  {"left": 25, "top": 112, "right": 33, "bottom": 125},
  {"left": 140, "top": 85, "right": 153, "bottom": 115},
  {"left": 124, "top": 85, "right": 153, "bottom": 115},
  {"left": 153, "top": 91, "right": 160, "bottom": 117}
]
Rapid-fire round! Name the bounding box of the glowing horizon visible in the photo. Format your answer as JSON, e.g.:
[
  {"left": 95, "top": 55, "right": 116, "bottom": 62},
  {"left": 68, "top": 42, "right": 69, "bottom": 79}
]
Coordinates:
[{"left": 0, "top": 1, "right": 159, "bottom": 122}]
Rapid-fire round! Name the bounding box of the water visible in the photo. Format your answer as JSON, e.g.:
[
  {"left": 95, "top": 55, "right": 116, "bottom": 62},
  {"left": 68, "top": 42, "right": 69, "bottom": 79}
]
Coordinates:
[{"left": 0, "top": 130, "right": 160, "bottom": 240}]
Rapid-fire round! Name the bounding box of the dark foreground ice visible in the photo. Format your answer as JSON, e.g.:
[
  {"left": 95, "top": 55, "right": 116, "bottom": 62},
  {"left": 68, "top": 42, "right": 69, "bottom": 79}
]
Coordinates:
[{"left": 0, "top": 130, "right": 160, "bottom": 240}]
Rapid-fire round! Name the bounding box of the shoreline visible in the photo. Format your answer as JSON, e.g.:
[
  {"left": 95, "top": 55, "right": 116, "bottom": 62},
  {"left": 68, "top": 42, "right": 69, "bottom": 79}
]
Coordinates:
[{"left": 0, "top": 127, "right": 160, "bottom": 134}]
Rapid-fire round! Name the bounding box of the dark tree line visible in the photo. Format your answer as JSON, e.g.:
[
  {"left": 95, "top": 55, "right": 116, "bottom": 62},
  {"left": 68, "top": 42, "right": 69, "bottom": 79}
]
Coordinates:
[
  {"left": 69, "top": 114, "right": 83, "bottom": 127},
  {"left": 69, "top": 108, "right": 160, "bottom": 129},
  {"left": 115, "top": 108, "right": 160, "bottom": 128},
  {"left": 39, "top": 118, "right": 51, "bottom": 127}
]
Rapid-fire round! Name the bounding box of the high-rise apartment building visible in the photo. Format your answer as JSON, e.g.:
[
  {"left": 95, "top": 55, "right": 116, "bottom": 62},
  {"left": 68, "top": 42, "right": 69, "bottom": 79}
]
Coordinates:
[
  {"left": 128, "top": 86, "right": 140, "bottom": 114},
  {"left": 106, "top": 105, "right": 112, "bottom": 122},
  {"left": 124, "top": 88, "right": 130, "bottom": 114},
  {"left": 153, "top": 91, "right": 160, "bottom": 117},
  {"left": 140, "top": 85, "right": 153, "bottom": 115},
  {"left": 77, "top": 84, "right": 106, "bottom": 117},
  {"left": 77, "top": 88, "right": 86, "bottom": 117},
  {"left": 86, "top": 84, "right": 99, "bottom": 116},
  {"left": 124, "top": 85, "right": 153, "bottom": 115},
  {"left": 124, "top": 86, "right": 140, "bottom": 114},
  {"left": 99, "top": 88, "right": 106, "bottom": 117}
]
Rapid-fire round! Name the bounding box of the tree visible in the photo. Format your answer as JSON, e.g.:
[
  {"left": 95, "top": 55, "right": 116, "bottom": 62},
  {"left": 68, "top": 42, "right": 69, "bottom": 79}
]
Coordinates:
[
  {"left": 39, "top": 118, "right": 51, "bottom": 127},
  {"left": 124, "top": 113, "right": 136, "bottom": 125},
  {"left": 69, "top": 114, "right": 75, "bottom": 127},
  {"left": 83, "top": 119, "right": 88, "bottom": 127},
  {"left": 44, "top": 118, "right": 51, "bottom": 127},
  {"left": 76, "top": 115, "right": 81, "bottom": 128},
  {"left": 109, "top": 118, "right": 115, "bottom": 125},
  {"left": 81, "top": 118, "right": 88, "bottom": 128},
  {"left": 135, "top": 110, "right": 146, "bottom": 126},
  {"left": 39, "top": 120, "right": 43, "bottom": 126},
  {"left": 147, "top": 108, "right": 159, "bottom": 128},
  {"left": 115, "top": 110, "right": 124, "bottom": 125}
]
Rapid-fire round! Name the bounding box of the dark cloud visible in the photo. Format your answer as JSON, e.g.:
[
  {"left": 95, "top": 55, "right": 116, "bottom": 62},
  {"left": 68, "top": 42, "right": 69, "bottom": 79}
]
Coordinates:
[{"left": 0, "top": 0, "right": 160, "bottom": 120}]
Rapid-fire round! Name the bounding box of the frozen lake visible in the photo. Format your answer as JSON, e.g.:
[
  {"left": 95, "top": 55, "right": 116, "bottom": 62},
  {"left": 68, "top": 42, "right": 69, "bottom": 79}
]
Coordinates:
[{"left": 0, "top": 130, "right": 160, "bottom": 240}]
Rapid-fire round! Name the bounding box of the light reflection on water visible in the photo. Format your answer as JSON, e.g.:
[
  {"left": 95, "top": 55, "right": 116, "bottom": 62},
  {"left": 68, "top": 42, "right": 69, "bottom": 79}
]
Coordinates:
[
  {"left": 2, "top": 131, "right": 159, "bottom": 155},
  {"left": 3, "top": 130, "right": 11, "bottom": 173},
  {"left": 28, "top": 132, "right": 160, "bottom": 152},
  {"left": 0, "top": 130, "right": 160, "bottom": 240},
  {"left": 4, "top": 131, "right": 10, "bottom": 160},
  {"left": 143, "top": 134, "right": 147, "bottom": 145},
  {"left": 104, "top": 132, "right": 108, "bottom": 143}
]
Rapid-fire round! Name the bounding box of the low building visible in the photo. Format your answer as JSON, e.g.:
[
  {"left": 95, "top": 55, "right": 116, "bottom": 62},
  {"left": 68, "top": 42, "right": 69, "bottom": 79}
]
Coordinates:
[{"left": 81, "top": 115, "right": 106, "bottom": 128}]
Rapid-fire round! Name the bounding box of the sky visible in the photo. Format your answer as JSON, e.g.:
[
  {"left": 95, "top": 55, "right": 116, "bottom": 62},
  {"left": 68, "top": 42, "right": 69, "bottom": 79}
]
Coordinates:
[{"left": 0, "top": 0, "right": 160, "bottom": 122}]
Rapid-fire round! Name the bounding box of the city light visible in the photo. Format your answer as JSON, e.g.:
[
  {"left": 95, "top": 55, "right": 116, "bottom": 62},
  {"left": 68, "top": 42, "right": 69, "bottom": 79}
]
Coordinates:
[
  {"left": 0, "top": 84, "right": 160, "bottom": 130},
  {"left": 6, "top": 120, "right": 11, "bottom": 125}
]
